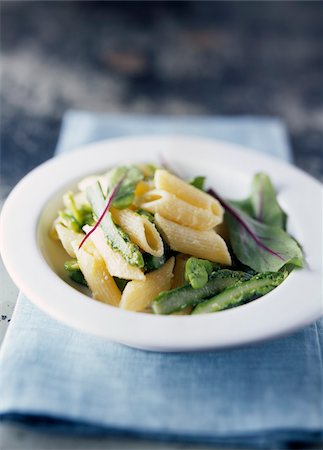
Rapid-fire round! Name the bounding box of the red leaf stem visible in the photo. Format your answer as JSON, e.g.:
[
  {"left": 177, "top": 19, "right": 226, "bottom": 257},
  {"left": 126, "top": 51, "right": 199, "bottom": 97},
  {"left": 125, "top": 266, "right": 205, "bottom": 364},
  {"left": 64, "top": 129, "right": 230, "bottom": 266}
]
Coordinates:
[
  {"left": 78, "top": 175, "right": 126, "bottom": 250},
  {"left": 207, "top": 188, "right": 284, "bottom": 261}
]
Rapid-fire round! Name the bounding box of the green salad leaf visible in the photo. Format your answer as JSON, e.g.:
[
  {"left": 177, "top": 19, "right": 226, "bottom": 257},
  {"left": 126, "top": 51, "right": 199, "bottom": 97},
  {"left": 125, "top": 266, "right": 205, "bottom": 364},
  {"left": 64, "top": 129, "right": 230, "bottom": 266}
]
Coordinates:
[
  {"left": 224, "top": 207, "right": 303, "bottom": 272},
  {"left": 208, "top": 173, "right": 304, "bottom": 273},
  {"left": 233, "top": 173, "right": 287, "bottom": 229},
  {"left": 60, "top": 191, "right": 94, "bottom": 232},
  {"left": 64, "top": 259, "right": 87, "bottom": 286},
  {"left": 106, "top": 166, "right": 143, "bottom": 209},
  {"left": 189, "top": 176, "right": 206, "bottom": 190}
]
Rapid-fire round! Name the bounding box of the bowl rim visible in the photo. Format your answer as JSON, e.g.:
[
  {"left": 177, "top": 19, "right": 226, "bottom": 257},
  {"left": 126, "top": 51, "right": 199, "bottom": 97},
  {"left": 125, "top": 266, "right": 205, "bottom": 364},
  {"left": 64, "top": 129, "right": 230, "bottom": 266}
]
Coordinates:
[{"left": 1, "top": 134, "right": 322, "bottom": 351}]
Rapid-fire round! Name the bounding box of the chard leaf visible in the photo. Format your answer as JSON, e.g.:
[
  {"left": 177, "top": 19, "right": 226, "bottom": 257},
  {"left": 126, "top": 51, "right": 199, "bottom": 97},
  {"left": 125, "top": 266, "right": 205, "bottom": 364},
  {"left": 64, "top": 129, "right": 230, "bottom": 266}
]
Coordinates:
[
  {"left": 225, "top": 204, "right": 304, "bottom": 272},
  {"left": 189, "top": 176, "right": 206, "bottom": 190},
  {"left": 250, "top": 173, "right": 287, "bottom": 229},
  {"left": 233, "top": 173, "right": 287, "bottom": 229},
  {"left": 208, "top": 188, "right": 304, "bottom": 273},
  {"left": 106, "top": 166, "right": 143, "bottom": 209}
]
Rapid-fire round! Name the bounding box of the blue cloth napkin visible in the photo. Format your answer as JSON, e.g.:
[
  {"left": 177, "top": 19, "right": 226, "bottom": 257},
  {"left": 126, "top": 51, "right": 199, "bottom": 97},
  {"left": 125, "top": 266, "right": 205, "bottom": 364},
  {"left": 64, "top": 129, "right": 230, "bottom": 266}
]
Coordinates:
[{"left": 1, "top": 113, "right": 322, "bottom": 449}]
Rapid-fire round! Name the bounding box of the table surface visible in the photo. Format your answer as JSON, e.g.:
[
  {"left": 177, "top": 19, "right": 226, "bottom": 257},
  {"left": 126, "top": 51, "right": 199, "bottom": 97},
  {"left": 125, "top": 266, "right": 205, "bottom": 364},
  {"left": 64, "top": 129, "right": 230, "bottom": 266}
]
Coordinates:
[{"left": 1, "top": 2, "right": 322, "bottom": 449}]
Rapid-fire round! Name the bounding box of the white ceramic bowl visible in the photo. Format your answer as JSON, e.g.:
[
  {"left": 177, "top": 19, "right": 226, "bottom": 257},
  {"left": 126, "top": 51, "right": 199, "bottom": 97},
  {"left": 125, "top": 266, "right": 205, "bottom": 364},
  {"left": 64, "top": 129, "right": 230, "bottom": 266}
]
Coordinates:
[{"left": 1, "top": 135, "right": 322, "bottom": 351}]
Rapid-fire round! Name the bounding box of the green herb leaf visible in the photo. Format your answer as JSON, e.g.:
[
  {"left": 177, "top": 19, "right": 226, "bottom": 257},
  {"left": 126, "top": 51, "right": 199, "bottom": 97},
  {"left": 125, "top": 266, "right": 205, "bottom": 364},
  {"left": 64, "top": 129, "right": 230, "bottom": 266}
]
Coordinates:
[
  {"left": 62, "top": 191, "right": 94, "bottom": 229},
  {"left": 64, "top": 259, "right": 87, "bottom": 286},
  {"left": 208, "top": 173, "right": 304, "bottom": 273},
  {"left": 85, "top": 182, "right": 144, "bottom": 268},
  {"left": 224, "top": 206, "right": 304, "bottom": 272},
  {"left": 144, "top": 253, "right": 167, "bottom": 272},
  {"left": 114, "top": 277, "right": 128, "bottom": 292},
  {"left": 232, "top": 173, "right": 287, "bottom": 229},
  {"left": 106, "top": 166, "right": 143, "bottom": 209},
  {"left": 58, "top": 211, "right": 82, "bottom": 232},
  {"left": 189, "top": 176, "right": 205, "bottom": 190},
  {"left": 137, "top": 209, "right": 155, "bottom": 222}
]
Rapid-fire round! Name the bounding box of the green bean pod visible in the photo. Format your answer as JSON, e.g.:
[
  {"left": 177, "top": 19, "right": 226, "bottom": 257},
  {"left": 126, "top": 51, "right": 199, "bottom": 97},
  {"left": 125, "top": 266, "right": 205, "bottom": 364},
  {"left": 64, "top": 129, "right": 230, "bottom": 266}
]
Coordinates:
[
  {"left": 192, "top": 271, "right": 287, "bottom": 314},
  {"left": 152, "top": 270, "right": 251, "bottom": 314}
]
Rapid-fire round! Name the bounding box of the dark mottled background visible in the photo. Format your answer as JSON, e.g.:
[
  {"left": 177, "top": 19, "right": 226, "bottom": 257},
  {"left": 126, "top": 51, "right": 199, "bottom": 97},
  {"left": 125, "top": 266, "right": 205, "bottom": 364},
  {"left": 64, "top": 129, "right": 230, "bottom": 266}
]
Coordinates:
[{"left": 1, "top": 1, "right": 322, "bottom": 200}]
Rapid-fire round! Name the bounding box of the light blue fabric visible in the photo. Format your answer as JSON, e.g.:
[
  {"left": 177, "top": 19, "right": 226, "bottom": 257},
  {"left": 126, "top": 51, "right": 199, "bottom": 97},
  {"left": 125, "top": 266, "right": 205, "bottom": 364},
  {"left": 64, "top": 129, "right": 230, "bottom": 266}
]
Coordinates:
[{"left": 0, "top": 113, "right": 322, "bottom": 448}]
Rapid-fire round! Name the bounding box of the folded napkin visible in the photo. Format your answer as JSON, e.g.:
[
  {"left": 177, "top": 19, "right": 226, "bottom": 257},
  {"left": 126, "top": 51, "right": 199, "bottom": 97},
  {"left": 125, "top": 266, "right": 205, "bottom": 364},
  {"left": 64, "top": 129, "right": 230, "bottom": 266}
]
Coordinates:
[{"left": 1, "top": 113, "right": 322, "bottom": 449}]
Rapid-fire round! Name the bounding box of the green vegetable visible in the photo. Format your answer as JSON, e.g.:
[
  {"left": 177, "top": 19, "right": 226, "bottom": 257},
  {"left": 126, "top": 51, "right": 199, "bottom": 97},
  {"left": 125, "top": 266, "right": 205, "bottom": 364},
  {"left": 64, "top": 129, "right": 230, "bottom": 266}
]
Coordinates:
[
  {"left": 208, "top": 182, "right": 304, "bottom": 272},
  {"left": 61, "top": 191, "right": 94, "bottom": 229},
  {"left": 106, "top": 166, "right": 143, "bottom": 209},
  {"left": 233, "top": 173, "right": 287, "bottom": 229},
  {"left": 64, "top": 259, "right": 87, "bottom": 286},
  {"left": 63, "top": 191, "right": 83, "bottom": 223},
  {"left": 87, "top": 182, "right": 144, "bottom": 268},
  {"left": 58, "top": 211, "right": 81, "bottom": 232},
  {"left": 144, "top": 253, "right": 167, "bottom": 271},
  {"left": 192, "top": 271, "right": 287, "bottom": 314},
  {"left": 114, "top": 277, "right": 128, "bottom": 291},
  {"left": 225, "top": 207, "right": 303, "bottom": 272},
  {"left": 143, "top": 240, "right": 170, "bottom": 272},
  {"left": 140, "top": 164, "right": 158, "bottom": 179},
  {"left": 189, "top": 176, "right": 205, "bottom": 190},
  {"left": 137, "top": 209, "right": 155, "bottom": 222},
  {"left": 152, "top": 270, "right": 252, "bottom": 314},
  {"left": 185, "top": 257, "right": 213, "bottom": 289}
]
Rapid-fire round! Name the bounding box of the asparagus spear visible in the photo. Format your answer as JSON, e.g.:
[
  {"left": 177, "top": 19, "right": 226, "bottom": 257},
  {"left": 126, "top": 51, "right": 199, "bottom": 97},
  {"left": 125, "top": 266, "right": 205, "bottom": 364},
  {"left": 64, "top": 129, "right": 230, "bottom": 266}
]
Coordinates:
[
  {"left": 64, "top": 259, "right": 87, "bottom": 286},
  {"left": 192, "top": 271, "right": 287, "bottom": 314},
  {"left": 87, "top": 182, "right": 144, "bottom": 268},
  {"left": 152, "top": 270, "right": 251, "bottom": 314}
]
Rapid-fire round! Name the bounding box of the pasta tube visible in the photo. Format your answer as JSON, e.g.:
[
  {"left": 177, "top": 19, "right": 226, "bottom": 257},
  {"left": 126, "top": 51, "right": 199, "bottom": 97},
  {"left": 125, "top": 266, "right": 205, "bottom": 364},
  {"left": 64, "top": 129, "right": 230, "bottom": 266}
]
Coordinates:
[
  {"left": 120, "top": 257, "right": 175, "bottom": 312},
  {"left": 155, "top": 214, "right": 232, "bottom": 265},
  {"left": 134, "top": 180, "right": 153, "bottom": 197},
  {"left": 55, "top": 223, "right": 83, "bottom": 258},
  {"left": 83, "top": 225, "right": 145, "bottom": 280},
  {"left": 135, "top": 189, "right": 220, "bottom": 230},
  {"left": 72, "top": 241, "right": 121, "bottom": 306},
  {"left": 154, "top": 169, "right": 223, "bottom": 219},
  {"left": 111, "top": 207, "right": 163, "bottom": 257}
]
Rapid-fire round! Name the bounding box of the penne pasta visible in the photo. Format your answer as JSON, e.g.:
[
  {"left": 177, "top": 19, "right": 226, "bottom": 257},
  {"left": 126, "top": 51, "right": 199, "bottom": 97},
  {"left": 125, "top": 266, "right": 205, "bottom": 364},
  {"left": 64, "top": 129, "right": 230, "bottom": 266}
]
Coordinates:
[
  {"left": 120, "top": 257, "right": 175, "bottom": 311},
  {"left": 83, "top": 225, "right": 145, "bottom": 280},
  {"left": 111, "top": 207, "right": 163, "bottom": 257},
  {"left": 51, "top": 164, "right": 298, "bottom": 317},
  {"left": 135, "top": 189, "right": 220, "bottom": 230},
  {"left": 55, "top": 223, "right": 84, "bottom": 257},
  {"left": 155, "top": 214, "right": 232, "bottom": 265},
  {"left": 78, "top": 173, "right": 109, "bottom": 195},
  {"left": 134, "top": 180, "right": 153, "bottom": 197},
  {"left": 72, "top": 241, "right": 121, "bottom": 306},
  {"left": 154, "top": 169, "right": 223, "bottom": 220}
]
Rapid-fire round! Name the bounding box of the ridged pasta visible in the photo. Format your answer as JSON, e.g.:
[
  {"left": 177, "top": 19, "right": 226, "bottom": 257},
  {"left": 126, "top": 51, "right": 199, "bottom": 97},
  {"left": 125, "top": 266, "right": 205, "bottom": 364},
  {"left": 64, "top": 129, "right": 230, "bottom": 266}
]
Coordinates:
[
  {"left": 55, "top": 223, "right": 83, "bottom": 257},
  {"left": 72, "top": 241, "right": 121, "bottom": 306},
  {"left": 78, "top": 174, "right": 107, "bottom": 193},
  {"left": 155, "top": 214, "right": 232, "bottom": 265},
  {"left": 111, "top": 207, "right": 163, "bottom": 256},
  {"left": 154, "top": 169, "right": 223, "bottom": 219},
  {"left": 135, "top": 189, "right": 220, "bottom": 230},
  {"left": 120, "top": 257, "right": 175, "bottom": 311},
  {"left": 83, "top": 225, "right": 145, "bottom": 280},
  {"left": 134, "top": 180, "right": 153, "bottom": 197}
]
